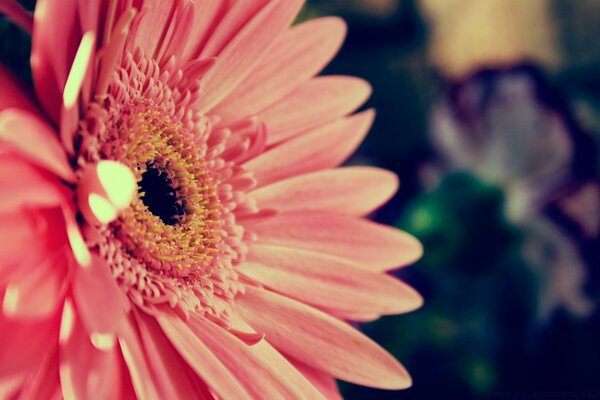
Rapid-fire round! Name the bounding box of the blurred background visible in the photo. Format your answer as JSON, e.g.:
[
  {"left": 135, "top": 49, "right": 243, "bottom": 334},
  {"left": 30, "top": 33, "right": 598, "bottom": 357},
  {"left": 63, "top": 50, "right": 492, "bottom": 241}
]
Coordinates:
[
  {"left": 2, "top": 0, "right": 600, "bottom": 399},
  {"left": 301, "top": 0, "right": 600, "bottom": 399}
]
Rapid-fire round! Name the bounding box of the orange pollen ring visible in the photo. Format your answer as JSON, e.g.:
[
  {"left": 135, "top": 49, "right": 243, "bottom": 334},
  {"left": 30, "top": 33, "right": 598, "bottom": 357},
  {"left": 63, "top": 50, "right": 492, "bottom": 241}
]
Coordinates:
[{"left": 105, "top": 104, "right": 222, "bottom": 276}]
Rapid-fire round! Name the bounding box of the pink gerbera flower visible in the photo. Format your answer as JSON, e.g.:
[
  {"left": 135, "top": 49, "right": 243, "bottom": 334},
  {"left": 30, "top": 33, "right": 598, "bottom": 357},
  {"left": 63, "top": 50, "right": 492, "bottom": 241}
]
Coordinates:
[{"left": 0, "top": 0, "right": 423, "bottom": 398}]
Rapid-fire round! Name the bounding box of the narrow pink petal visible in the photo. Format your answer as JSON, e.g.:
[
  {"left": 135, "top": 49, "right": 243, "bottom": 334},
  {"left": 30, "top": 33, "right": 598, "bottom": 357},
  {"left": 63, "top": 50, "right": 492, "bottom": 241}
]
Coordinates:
[
  {"left": 0, "top": 65, "right": 41, "bottom": 116},
  {"left": 132, "top": 1, "right": 177, "bottom": 58},
  {"left": 0, "top": 210, "right": 39, "bottom": 273},
  {"left": 251, "top": 166, "right": 398, "bottom": 216},
  {"left": 213, "top": 17, "right": 347, "bottom": 126},
  {"left": 188, "top": 315, "right": 326, "bottom": 400},
  {"left": 2, "top": 249, "right": 67, "bottom": 319},
  {"left": 59, "top": 306, "right": 121, "bottom": 400},
  {"left": 0, "top": 109, "right": 74, "bottom": 181},
  {"left": 198, "top": 1, "right": 271, "bottom": 59},
  {"left": 196, "top": 0, "right": 304, "bottom": 114},
  {"left": 249, "top": 211, "right": 423, "bottom": 271},
  {"left": 118, "top": 315, "right": 162, "bottom": 400},
  {"left": 261, "top": 76, "right": 371, "bottom": 145},
  {"left": 60, "top": 31, "right": 96, "bottom": 155},
  {"left": 31, "top": 0, "right": 80, "bottom": 123},
  {"left": 17, "top": 350, "right": 61, "bottom": 400},
  {"left": 294, "top": 361, "right": 343, "bottom": 400},
  {"left": 72, "top": 256, "right": 128, "bottom": 340},
  {"left": 0, "top": 313, "right": 59, "bottom": 377},
  {"left": 237, "top": 286, "right": 412, "bottom": 389},
  {"left": 245, "top": 110, "right": 375, "bottom": 187},
  {"left": 0, "top": 0, "right": 33, "bottom": 33},
  {"left": 0, "top": 208, "right": 67, "bottom": 285},
  {"left": 136, "top": 312, "right": 215, "bottom": 400},
  {"left": 178, "top": 1, "right": 227, "bottom": 63},
  {"left": 156, "top": 313, "right": 252, "bottom": 400},
  {"left": 238, "top": 244, "right": 422, "bottom": 316},
  {"left": 0, "top": 154, "right": 67, "bottom": 211}
]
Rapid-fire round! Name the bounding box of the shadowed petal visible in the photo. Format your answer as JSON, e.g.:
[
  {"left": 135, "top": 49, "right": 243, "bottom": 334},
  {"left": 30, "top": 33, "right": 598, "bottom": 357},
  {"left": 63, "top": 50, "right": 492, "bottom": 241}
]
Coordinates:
[
  {"left": 237, "top": 286, "right": 412, "bottom": 390},
  {"left": 0, "top": 109, "right": 74, "bottom": 181}
]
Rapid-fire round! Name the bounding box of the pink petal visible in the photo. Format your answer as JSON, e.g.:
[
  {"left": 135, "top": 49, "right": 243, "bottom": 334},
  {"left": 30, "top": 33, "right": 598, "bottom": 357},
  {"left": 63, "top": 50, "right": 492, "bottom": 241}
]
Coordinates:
[
  {"left": 17, "top": 349, "right": 61, "bottom": 400},
  {"left": 0, "top": 312, "right": 59, "bottom": 378},
  {"left": 213, "top": 17, "right": 347, "bottom": 126},
  {"left": 251, "top": 166, "right": 398, "bottom": 216},
  {"left": 136, "top": 312, "right": 215, "bottom": 400},
  {"left": 0, "top": 154, "right": 67, "bottom": 211},
  {"left": 245, "top": 110, "right": 375, "bottom": 187},
  {"left": 196, "top": 0, "right": 304, "bottom": 114},
  {"left": 31, "top": 0, "right": 80, "bottom": 123},
  {"left": 132, "top": 1, "right": 178, "bottom": 58},
  {"left": 60, "top": 31, "right": 96, "bottom": 155},
  {"left": 249, "top": 211, "right": 423, "bottom": 271},
  {"left": 237, "top": 286, "right": 412, "bottom": 389},
  {"left": 0, "top": 65, "right": 41, "bottom": 115},
  {"left": 197, "top": 1, "right": 271, "bottom": 59},
  {"left": 2, "top": 249, "right": 67, "bottom": 319},
  {"left": 0, "top": 108, "right": 74, "bottom": 181},
  {"left": 117, "top": 315, "right": 162, "bottom": 400},
  {"left": 294, "top": 361, "right": 343, "bottom": 400},
  {"left": 0, "top": 208, "right": 67, "bottom": 285},
  {"left": 0, "top": 0, "right": 33, "bottom": 33},
  {"left": 72, "top": 256, "right": 128, "bottom": 340},
  {"left": 188, "top": 314, "right": 326, "bottom": 400},
  {"left": 261, "top": 76, "right": 372, "bottom": 145},
  {"left": 238, "top": 244, "right": 422, "bottom": 316},
  {"left": 156, "top": 313, "right": 252, "bottom": 399},
  {"left": 59, "top": 304, "right": 121, "bottom": 400}
]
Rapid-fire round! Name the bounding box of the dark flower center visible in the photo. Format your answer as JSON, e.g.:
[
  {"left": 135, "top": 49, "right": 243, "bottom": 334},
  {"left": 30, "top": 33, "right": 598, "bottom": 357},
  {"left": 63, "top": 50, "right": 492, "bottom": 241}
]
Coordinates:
[{"left": 139, "top": 163, "right": 185, "bottom": 225}]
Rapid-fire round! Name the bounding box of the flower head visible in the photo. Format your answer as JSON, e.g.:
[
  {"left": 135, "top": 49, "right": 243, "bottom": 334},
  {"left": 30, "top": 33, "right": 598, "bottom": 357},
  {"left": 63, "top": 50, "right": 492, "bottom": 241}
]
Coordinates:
[{"left": 0, "top": 1, "right": 423, "bottom": 398}]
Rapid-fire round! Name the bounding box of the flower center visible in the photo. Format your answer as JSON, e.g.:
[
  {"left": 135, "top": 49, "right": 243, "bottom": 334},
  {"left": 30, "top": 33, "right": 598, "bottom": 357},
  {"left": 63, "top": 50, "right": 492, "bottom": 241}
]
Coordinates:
[{"left": 139, "top": 162, "right": 185, "bottom": 226}]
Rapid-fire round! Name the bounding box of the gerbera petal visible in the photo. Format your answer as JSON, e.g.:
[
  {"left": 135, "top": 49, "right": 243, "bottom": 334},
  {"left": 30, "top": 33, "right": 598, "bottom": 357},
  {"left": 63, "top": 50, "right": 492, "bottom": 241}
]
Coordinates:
[
  {"left": 0, "top": 108, "right": 74, "bottom": 181},
  {"left": 237, "top": 286, "right": 412, "bottom": 389},
  {"left": 294, "top": 361, "right": 343, "bottom": 400},
  {"left": 0, "top": 154, "right": 66, "bottom": 211},
  {"left": 188, "top": 314, "right": 326, "bottom": 400},
  {"left": 213, "top": 17, "right": 347, "bottom": 126},
  {"left": 31, "top": 0, "right": 80, "bottom": 123},
  {"left": 239, "top": 244, "right": 422, "bottom": 316},
  {"left": 118, "top": 315, "right": 162, "bottom": 400},
  {"left": 0, "top": 65, "right": 41, "bottom": 115},
  {"left": 72, "top": 256, "right": 128, "bottom": 344},
  {"left": 59, "top": 305, "right": 122, "bottom": 400},
  {"left": 17, "top": 350, "right": 61, "bottom": 400},
  {"left": 196, "top": 0, "right": 304, "bottom": 113},
  {"left": 261, "top": 76, "right": 372, "bottom": 145},
  {"left": 249, "top": 211, "right": 423, "bottom": 271},
  {"left": 0, "top": 0, "right": 33, "bottom": 33},
  {"left": 156, "top": 313, "right": 253, "bottom": 400},
  {"left": 0, "top": 313, "right": 59, "bottom": 378},
  {"left": 136, "top": 312, "right": 215, "bottom": 400},
  {"left": 251, "top": 166, "right": 398, "bottom": 216},
  {"left": 2, "top": 250, "right": 66, "bottom": 319},
  {"left": 245, "top": 110, "right": 375, "bottom": 187}
]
